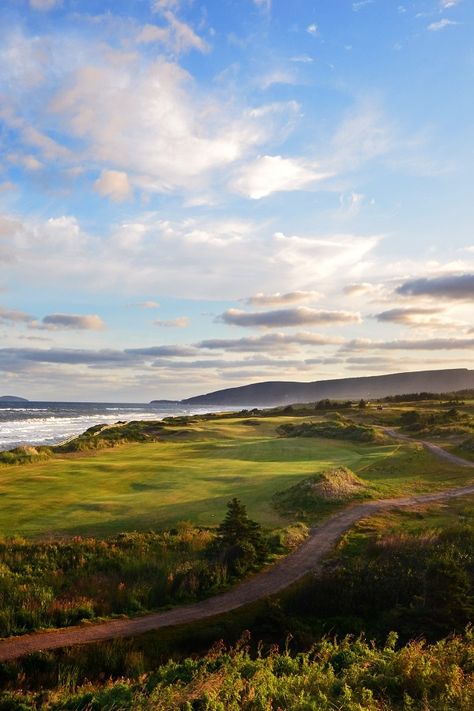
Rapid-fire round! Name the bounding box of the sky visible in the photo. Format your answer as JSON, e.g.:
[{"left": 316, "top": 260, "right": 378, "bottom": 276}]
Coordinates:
[{"left": 0, "top": 0, "right": 473, "bottom": 402}]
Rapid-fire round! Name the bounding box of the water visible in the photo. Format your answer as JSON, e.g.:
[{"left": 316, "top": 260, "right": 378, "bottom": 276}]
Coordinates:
[{"left": 0, "top": 401, "right": 217, "bottom": 450}]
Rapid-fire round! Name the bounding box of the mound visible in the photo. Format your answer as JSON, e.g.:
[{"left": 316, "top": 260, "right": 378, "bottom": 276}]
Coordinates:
[
  {"left": 0, "top": 445, "right": 53, "bottom": 465},
  {"left": 273, "top": 466, "right": 366, "bottom": 519}
]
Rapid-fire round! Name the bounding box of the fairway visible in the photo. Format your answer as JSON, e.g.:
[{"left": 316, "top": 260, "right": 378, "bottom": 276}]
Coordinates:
[{"left": 0, "top": 416, "right": 471, "bottom": 537}]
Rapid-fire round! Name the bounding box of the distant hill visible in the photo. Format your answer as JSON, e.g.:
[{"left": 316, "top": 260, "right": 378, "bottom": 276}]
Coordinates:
[
  {"left": 179, "top": 369, "right": 474, "bottom": 408},
  {"left": 0, "top": 395, "right": 29, "bottom": 402}
]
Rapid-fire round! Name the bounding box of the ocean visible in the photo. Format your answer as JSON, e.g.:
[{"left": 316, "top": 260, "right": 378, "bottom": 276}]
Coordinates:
[{"left": 0, "top": 401, "right": 216, "bottom": 451}]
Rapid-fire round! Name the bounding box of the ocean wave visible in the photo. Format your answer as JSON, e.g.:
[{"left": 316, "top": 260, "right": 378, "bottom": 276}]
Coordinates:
[{"left": 0, "top": 403, "right": 223, "bottom": 450}]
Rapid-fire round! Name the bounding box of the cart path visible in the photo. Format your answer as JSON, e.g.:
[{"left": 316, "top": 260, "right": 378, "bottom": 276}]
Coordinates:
[{"left": 0, "top": 432, "right": 473, "bottom": 662}]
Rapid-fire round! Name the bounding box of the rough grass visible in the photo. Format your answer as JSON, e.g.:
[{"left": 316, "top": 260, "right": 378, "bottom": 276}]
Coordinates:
[
  {"left": 277, "top": 417, "right": 383, "bottom": 443},
  {"left": 339, "top": 491, "right": 474, "bottom": 559},
  {"left": 273, "top": 466, "right": 366, "bottom": 520}
]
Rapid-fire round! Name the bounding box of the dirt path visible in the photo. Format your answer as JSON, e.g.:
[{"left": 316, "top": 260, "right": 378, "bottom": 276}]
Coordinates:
[
  {"left": 0, "top": 434, "right": 473, "bottom": 662},
  {"left": 382, "top": 427, "right": 473, "bottom": 467}
]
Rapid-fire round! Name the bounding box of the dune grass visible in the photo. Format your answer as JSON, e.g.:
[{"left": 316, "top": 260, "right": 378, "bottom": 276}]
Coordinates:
[{"left": 0, "top": 415, "right": 471, "bottom": 538}]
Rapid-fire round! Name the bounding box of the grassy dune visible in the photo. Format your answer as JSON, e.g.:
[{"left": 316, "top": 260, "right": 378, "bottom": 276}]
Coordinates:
[{"left": 0, "top": 414, "right": 472, "bottom": 538}]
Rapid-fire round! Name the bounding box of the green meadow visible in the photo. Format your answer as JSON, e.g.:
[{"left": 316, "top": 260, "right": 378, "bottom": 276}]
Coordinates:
[{"left": 0, "top": 415, "right": 472, "bottom": 538}]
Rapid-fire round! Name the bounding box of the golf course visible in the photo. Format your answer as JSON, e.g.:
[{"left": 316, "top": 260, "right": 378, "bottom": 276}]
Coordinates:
[{"left": 1, "top": 406, "right": 473, "bottom": 538}]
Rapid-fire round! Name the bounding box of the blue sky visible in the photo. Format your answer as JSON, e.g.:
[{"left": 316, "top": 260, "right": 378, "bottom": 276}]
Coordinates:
[{"left": 0, "top": 0, "right": 472, "bottom": 401}]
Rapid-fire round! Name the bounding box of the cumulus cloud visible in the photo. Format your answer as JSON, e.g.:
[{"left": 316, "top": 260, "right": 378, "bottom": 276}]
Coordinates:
[
  {"left": 219, "top": 306, "right": 360, "bottom": 328},
  {"left": 39, "top": 314, "right": 105, "bottom": 330},
  {"left": 397, "top": 274, "right": 474, "bottom": 300},
  {"left": 46, "top": 49, "right": 298, "bottom": 194},
  {"left": 1, "top": 210, "right": 381, "bottom": 300},
  {"left": 94, "top": 170, "right": 132, "bottom": 202},
  {"left": 428, "top": 19, "right": 459, "bottom": 31},
  {"left": 245, "top": 291, "right": 321, "bottom": 306},
  {"left": 196, "top": 331, "right": 344, "bottom": 352},
  {"left": 232, "top": 155, "right": 331, "bottom": 199},
  {"left": 153, "top": 316, "right": 189, "bottom": 327}
]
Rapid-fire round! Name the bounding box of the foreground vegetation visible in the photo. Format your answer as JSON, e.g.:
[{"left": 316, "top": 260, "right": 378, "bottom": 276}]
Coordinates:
[
  {"left": 1, "top": 630, "right": 473, "bottom": 710},
  {"left": 0, "top": 502, "right": 304, "bottom": 638},
  {"left": 1, "top": 496, "right": 473, "bottom": 699}
]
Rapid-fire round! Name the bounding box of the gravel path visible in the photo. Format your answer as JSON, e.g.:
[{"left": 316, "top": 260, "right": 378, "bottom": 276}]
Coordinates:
[{"left": 0, "top": 430, "right": 473, "bottom": 662}]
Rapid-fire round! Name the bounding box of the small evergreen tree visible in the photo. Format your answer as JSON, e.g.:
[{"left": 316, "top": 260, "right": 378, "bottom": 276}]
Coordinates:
[{"left": 214, "top": 498, "right": 268, "bottom": 576}]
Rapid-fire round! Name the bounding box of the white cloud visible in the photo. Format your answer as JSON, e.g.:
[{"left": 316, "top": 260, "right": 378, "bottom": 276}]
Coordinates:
[
  {"left": 161, "top": 10, "right": 209, "bottom": 54},
  {"left": 428, "top": 19, "right": 459, "bottom": 31},
  {"left": 306, "top": 24, "right": 319, "bottom": 36},
  {"left": 258, "top": 69, "right": 299, "bottom": 90},
  {"left": 45, "top": 49, "right": 298, "bottom": 194},
  {"left": 94, "top": 170, "right": 133, "bottom": 202},
  {"left": 136, "top": 24, "right": 169, "bottom": 44},
  {"left": 439, "top": 1, "right": 461, "bottom": 8},
  {"left": 232, "top": 155, "right": 331, "bottom": 199},
  {"left": 0, "top": 209, "right": 383, "bottom": 300},
  {"left": 149, "top": 1, "right": 209, "bottom": 54}
]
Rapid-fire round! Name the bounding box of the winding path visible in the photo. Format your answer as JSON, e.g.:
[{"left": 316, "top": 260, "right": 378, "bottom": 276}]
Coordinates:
[{"left": 0, "top": 431, "right": 473, "bottom": 662}]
